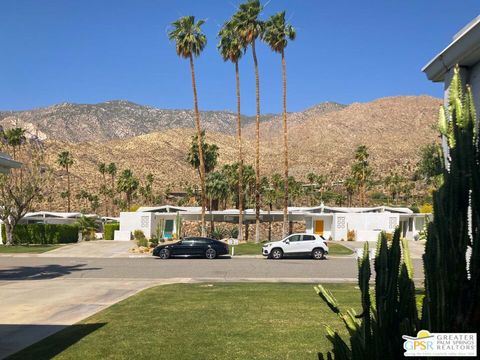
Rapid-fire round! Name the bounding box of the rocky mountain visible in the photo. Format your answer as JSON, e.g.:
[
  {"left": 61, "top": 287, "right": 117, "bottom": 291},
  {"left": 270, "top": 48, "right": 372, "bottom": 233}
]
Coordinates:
[
  {"left": 32, "top": 95, "right": 441, "bottom": 213},
  {"left": 0, "top": 100, "right": 346, "bottom": 143},
  {"left": 0, "top": 100, "right": 280, "bottom": 143},
  {"left": 243, "top": 101, "right": 346, "bottom": 141}
]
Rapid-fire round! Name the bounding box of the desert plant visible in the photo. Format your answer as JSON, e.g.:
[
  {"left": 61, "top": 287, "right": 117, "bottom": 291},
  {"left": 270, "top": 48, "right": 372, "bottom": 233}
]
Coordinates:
[
  {"left": 134, "top": 229, "right": 147, "bottom": 247},
  {"left": 76, "top": 215, "right": 97, "bottom": 241},
  {"left": 228, "top": 227, "right": 239, "bottom": 239},
  {"left": 346, "top": 229, "right": 356, "bottom": 241},
  {"left": 149, "top": 236, "right": 159, "bottom": 247},
  {"left": 316, "top": 229, "right": 418, "bottom": 359},
  {"left": 315, "top": 65, "right": 479, "bottom": 359},
  {"left": 209, "top": 226, "right": 228, "bottom": 240}
]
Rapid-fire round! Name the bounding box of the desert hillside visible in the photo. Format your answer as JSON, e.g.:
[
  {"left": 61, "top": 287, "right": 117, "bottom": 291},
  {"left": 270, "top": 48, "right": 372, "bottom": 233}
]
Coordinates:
[{"left": 29, "top": 95, "right": 442, "bottom": 213}]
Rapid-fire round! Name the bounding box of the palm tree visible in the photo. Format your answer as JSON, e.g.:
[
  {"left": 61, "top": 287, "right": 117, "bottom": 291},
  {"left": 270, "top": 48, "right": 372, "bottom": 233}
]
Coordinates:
[
  {"left": 218, "top": 19, "right": 247, "bottom": 241},
  {"left": 345, "top": 177, "right": 357, "bottom": 207},
  {"left": 262, "top": 11, "right": 296, "bottom": 238},
  {"left": 4, "top": 127, "right": 26, "bottom": 159},
  {"left": 187, "top": 131, "right": 219, "bottom": 176},
  {"left": 117, "top": 169, "right": 139, "bottom": 211},
  {"left": 57, "top": 151, "right": 74, "bottom": 212},
  {"left": 206, "top": 171, "right": 229, "bottom": 233},
  {"left": 107, "top": 162, "right": 117, "bottom": 213},
  {"left": 169, "top": 15, "right": 208, "bottom": 236},
  {"left": 234, "top": 0, "right": 264, "bottom": 243},
  {"left": 351, "top": 145, "right": 372, "bottom": 206}
]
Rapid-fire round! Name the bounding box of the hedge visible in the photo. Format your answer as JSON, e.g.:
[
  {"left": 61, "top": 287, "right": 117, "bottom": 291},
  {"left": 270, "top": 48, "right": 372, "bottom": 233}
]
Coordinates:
[
  {"left": 1, "top": 223, "right": 80, "bottom": 245},
  {"left": 103, "top": 223, "right": 120, "bottom": 240}
]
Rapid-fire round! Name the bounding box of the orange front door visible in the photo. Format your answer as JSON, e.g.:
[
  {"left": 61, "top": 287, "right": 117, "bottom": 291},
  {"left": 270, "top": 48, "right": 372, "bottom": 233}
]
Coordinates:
[{"left": 314, "top": 220, "right": 324, "bottom": 235}]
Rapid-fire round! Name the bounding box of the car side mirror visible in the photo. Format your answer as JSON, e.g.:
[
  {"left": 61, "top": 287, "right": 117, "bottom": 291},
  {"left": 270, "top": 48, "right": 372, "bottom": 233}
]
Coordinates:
[{"left": 285, "top": 239, "right": 290, "bottom": 244}]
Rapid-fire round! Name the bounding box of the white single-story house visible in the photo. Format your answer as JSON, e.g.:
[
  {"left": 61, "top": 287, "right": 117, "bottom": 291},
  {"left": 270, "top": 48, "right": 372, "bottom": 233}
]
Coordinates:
[
  {"left": 299, "top": 205, "right": 429, "bottom": 241},
  {"left": 117, "top": 204, "right": 430, "bottom": 242},
  {"left": 0, "top": 152, "right": 21, "bottom": 174}
]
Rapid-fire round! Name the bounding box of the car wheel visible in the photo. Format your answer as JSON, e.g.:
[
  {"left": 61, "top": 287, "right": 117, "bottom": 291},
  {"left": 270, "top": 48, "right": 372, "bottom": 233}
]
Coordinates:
[
  {"left": 270, "top": 248, "right": 283, "bottom": 260},
  {"left": 312, "top": 248, "right": 325, "bottom": 260},
  {"left": 205, "top": 248, "right": 217, "bottom": 260},
  {"left": 159, "top": 248, "right": 170, "bottom": 259}
]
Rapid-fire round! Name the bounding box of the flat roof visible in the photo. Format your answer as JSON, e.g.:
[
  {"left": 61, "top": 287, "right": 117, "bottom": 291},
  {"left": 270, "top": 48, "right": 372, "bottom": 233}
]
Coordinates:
[{"left": 423, "top": 15, "right": 480, "bottom": 82}]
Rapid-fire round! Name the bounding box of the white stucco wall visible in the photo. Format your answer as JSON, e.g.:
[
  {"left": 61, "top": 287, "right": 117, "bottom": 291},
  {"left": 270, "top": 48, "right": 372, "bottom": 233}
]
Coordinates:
[
  {"left": 330, "top": 213, "right": 399, "bottom": 241},
  {"left": 119, "top": 212, "right": 153, "bottom": 239}
]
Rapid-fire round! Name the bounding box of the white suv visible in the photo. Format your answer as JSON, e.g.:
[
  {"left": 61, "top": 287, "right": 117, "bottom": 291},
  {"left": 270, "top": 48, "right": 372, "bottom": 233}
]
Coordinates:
[{"left": 262, "top": 233, "right": 329, "bottom": 260}]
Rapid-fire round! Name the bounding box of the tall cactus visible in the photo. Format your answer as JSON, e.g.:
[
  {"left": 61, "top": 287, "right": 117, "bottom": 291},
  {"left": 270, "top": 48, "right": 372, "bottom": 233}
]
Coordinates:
[
  {"left": 316, "top": 229, "right": 418, "bottom": 360},
  {"left": 422, "top": 65, "right": 479, "bottom": 332},
  {"left": 316, "top": 66, "right": 478, "bottom": 358}
]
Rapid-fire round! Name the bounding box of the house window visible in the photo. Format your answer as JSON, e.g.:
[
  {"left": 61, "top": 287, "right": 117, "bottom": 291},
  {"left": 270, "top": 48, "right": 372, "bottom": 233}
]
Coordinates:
[
  {"left": 408, "top": 218, "right": 413, "bottom": 232},
  {"left": 389, "top": 217, "right": 397, "bottom": 229},
  {"left": 141, "top": 216, "right": 149, "bottom": 228},
  {"left": 337, "top": 217, "right": 346, "bottom": 229}
]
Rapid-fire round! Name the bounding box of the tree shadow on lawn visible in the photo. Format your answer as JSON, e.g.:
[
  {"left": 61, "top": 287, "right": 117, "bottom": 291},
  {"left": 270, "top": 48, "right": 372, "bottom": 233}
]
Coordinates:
[
  {"left": 3, "top": 323, "right": 106, "bottom": 360},
  {"left": 0, "top": 264, "right": 102, "bottom": 280}
]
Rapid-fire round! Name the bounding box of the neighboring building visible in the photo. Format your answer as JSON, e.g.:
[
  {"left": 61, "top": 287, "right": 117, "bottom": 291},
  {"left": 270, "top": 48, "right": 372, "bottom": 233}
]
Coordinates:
[
  {"left": 18, "top": 211, "right": 99, "bottom": 225},
  {"left": 299, "top": 206, "right": 429, "bottom": 241},
  {"left": 0, "top": 212, "right": 100, "bottom": 244},
  {"left": 118, "top": 205, "right": 430, "bottom": 242},
  {"left": 0, "top": 152, "right": 21, "bottom": 174},
  {"left": 423, "top": 15, "right": 480, "bottom": 122}
]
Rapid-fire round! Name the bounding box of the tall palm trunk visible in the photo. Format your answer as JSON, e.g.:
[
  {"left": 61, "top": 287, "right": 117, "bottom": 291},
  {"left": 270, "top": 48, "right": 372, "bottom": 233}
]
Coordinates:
[
  {"left": 66, "top": 165, "right": 71, "bottom": 212},
  {"left": 111, "top": 174, "right": 115, "bottom": 215},
  {"left": 252, "top": 39, "right": 261, "bottom": 244},
  {"left": 281, "top": 49, "right": 289, "bottom": 238},
  {"left": 235, "top": 61, "right": 244, "bottom": 241},
  {"left": 103, "top": 173, "right": 108, "bottom": 216},
  {"left": 189, "top": 54, "right": 207, "bottom": 236}
]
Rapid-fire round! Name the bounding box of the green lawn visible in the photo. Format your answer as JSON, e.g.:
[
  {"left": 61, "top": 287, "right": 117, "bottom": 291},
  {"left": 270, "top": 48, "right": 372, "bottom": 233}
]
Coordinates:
[
  {"left": 9, "top": 283, "right": 361, "bottom": 360},
  {"left": 0, "top": 245, "right": 62, "bottom": 254},
  {"left": 233, "top": 241, "right": 353, "bottom": 256}
]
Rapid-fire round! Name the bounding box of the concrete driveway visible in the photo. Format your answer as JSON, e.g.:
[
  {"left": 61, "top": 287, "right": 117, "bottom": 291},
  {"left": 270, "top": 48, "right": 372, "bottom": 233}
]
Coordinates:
[
  {"left": 0, "top": 278, "right": 184, "bottom": 359},
  {"left": 37, "top": 240, "right": 136, "bottom": 258}
]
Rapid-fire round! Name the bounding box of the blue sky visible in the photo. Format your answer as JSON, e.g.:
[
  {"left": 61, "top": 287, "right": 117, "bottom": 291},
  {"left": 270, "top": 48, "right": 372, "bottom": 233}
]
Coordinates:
[{"left": 0, "top": 0, "right": 479, "bottom": 115}]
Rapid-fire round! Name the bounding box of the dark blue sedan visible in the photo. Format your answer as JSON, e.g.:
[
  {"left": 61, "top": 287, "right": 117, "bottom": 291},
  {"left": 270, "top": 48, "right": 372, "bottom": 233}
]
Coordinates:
[{"left": 153, "top": 237, "right": 229, "bottom": 259}]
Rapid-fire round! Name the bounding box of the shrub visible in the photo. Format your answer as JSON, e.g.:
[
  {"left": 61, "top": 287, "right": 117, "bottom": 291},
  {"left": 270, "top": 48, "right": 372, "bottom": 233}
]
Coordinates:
[
  {"left": 1, "top": 223, "right": 79, "bottom": 245},
  {"left": 228, "top": 227, "right": 239, "bottom": 239},
  {"left": 104, "top": 223, "right": 119, "bottom": 240},
  {"left": 209, "top": 226, "right": 228, "bottom": 240},
  {"left": 149, "top": 236, "right": 159, "bottom": 247},
  {"left": 346, "top": 229, "right": 356, "bottom": 241},
  {"left": 133, "top": 229, "right": 145, "bottom": 240},
  {"left": 134, "top": 229, "right": 148, "bottom": 247}
]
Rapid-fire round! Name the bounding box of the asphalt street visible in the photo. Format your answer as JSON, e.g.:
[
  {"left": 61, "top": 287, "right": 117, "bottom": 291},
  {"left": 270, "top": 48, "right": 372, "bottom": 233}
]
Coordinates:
[{"left": 0, "top": 256, "right": 425, "bottom": 282}]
